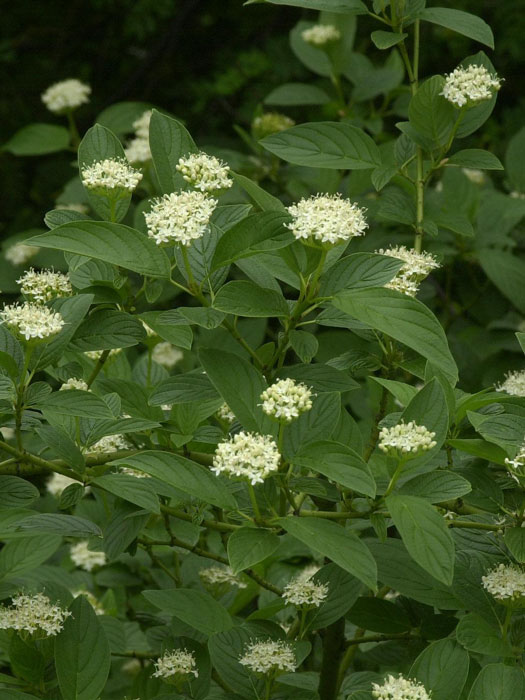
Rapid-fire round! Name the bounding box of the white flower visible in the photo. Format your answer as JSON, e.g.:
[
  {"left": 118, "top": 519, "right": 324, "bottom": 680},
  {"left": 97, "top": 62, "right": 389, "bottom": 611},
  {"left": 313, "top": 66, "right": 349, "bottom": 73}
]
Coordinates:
[
  {"left": 372, "top": 674, "right": 431, "bottom": 700},
  {"left": 152, "top": 341, "right": 183, "bottom": 369},
  {"left": 70, "top": 541, "right": 106, "bottom": 572},
  {"left": 85, "top": 434, "right": 130, "bottom": 455},
  {"left": 286, "top": 194, "right": 367, "bottom": 246},
  {"left": 41, "top": 78, "right": 91, "bottom": 113},
  {"left": 510, "top": 191, "right": 525, "bottom": 200},
  {"left": 1, "top": 302, "right": 64, "bottom": 341},
  {"left": 301, "top": 24, "right": 341, "bottom": 46},
  {"left": 71, "top": 589, "right": 105, "bottom": 615},
  {"left": 84, "top": 348, "right": 122, "bottom": 361},
  {"left": 217, "top": 402, "right": 235, "bottom": 423},
  {"left": 462, "top": 168, "right": 485, "bottom": 184},
  {"left": 378, "top": 420, "right": 436, "bottom": 455},
  {"left": 17, "top": 268, "right": 72, "bottom": 302},
  {"left": 504, "top": 443, "right": 525, "bottom": 484},
  {"left": 260, "top": 378, "right": 313, "bottom": 422},
  {"left": 0, "top": 593, "right": 70, "bottom": 637},
  {"left": 60, "top": 377, "right": 89, "bottom": 391},
  {"left": 144, "top": 190, "right": 217, "bottom": 246},
  {"left": 384, "top": 275, "right": 420, "bottom": 297},
  {"left": 81, "top": 158, "right": 142, "bottom": 192},
  {"left": 199, "top": 566, "right": 247, "bottom": 589},
  {"left": 375, "top": 245, "right": 440, "bottom": 297},
  {"left": 132, "top": 110, "right": 152, "bottom": 139},
  {"left": 441, "top": 64, "right": 501, "bottom": 107},
  {"left": 176, "top": 152, "right": 232, "bottom": 192},
  {"left": 125, "top": 137, "right": 152, "bottom": 164},
  {"left": 239, "top": 640, "right": 296, "bottom": 675},
  {"left": 252, "top": 113, "right": 295, "bottom": 139},
  {"left": 283, "top": 577, "right": 328, "bottom": 607},
  {"left": 496, "top": 370, "right": 525, "bottom": 397},
  {"left": 5, "top": 243, "right": 39, "bottom": 266},
  {"left": 54, "top": 202, "right": 89, "bottom": 214},
  {"left": 153, "top": 649, "right": 198, "bottom": 680},
  {"left": 295, "top": 564, "right": 321, "bottom": 582},
  {"left": 212, "top": 431, "right": 280, "bottom": 485},
  {"left": 482, "top": 563, "right": 525, "bottom": 601},
  {"left": 119, "top": 467, "right": 150, "bottom": 479},
  {"left": 46, "top": 472, "right": 79, "bottom": 497}
]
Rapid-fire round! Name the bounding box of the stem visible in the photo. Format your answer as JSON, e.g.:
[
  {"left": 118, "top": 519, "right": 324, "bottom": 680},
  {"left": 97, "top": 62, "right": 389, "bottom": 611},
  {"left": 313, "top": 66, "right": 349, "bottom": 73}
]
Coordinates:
[
  {"left": 318, "top": 617, "right": 345, "bottom": 700},
  {"left": 308, "top": 248, "right": 328, "bottom": 301},
  {"left": 0, "top": 439, "right": 81, "bottom": 480},
  {"left": 15, "top": 345, "right": 34, "bottom": 451},
  {"left": 180, "top": 244, "right": 198, "bottom": 293},
  {"left": 384, "top": 458, "right": 406, "bottom": 497},
  {"left": 501, "top": 605, "right": 513, "bottom": 643},
  {"left": 248, "top": 483, "right": 262, "bottom": 523},
  {"left": 364, "top": 385, "right": 389, "bottom": 461},
  {"left": 66, "top": 109, "right": 81, "bottom": 149},
  {"left": 86, "top": 349, "right": 110, "bottom": 388}
]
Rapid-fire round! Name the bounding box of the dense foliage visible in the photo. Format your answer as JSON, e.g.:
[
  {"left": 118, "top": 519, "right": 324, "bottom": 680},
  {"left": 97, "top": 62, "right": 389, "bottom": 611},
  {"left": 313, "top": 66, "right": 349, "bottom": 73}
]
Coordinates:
[{"left": 0, "top": 1, "right": 524, "bottom": 699}]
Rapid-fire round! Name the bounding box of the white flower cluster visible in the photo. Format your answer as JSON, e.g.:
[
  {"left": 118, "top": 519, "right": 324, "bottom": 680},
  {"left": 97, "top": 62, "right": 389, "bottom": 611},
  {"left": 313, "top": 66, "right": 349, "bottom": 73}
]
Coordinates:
[
  {"left": 283, "top": 576, "right": 328, "bottom": 607},
  {"left": 441, "top": 64, "right": 501, "bottom": 107},
  {"left": 70, "top": 541, "right": 107, "bottom": 572},
  {"left": 41, "top": 78, "right": 91, "bottom": 113},
  {"left": 260, "top": 378, "right": 313, "bottom": 422},
  {"left": 60, "top": 377, "right": 89, "bottom": 391},
  {"left": 372, "top": 674, "right": 431, "bottom": 700},
  {"left": 286, "top": 194, "right": 367, "bottom": 246},
  {"left": 239, "top": 640, "right": 297, "bottom": 675},
  {"left": 46, "top": 472, "right": 79, "bottom": 497},
  {"left": 199, "top": 566, "right": 247, "bottom": 589},
  {"left": 55, "top": 202, "right": 89, "bottom": 214},
  {"left": 462, "top": 168, "right": 485, "bottom": 184},
  {"left": 84, "top": 348, "right": 122, "bottom": 361},
  {"left": 5, "top": 243, "right": 39, "bottom": 266},
  {"left": 176, "top": 152, "right": 232, "bottom": 192},
  {"left": 0, "top": 593, "right": 71, "bottom": 637},
  {"left": 153, "top": 649, "right": 199, "bottom": 680},
  {"left": 217, "top": 402, "right": 235, "bottom": 423},
  {"left": 120, "top": 466, "right": 150, "bottom": 479},
  {"left": 504, "top": 443, "right": 525, "bottom": 484},
  {"left": 71, "top": 589, "right": 105, "bottom": 615},
  {"left": 144, "top": 191, "right": 217, "bottom": 246},
  {"left": 376, "top": 246, "right": 440, "bottom": 297},
  {"left": 482, "top": 563, "right": 525, "bottom": 601},
  {"left": 18, "top": 268, "right": 72, "bottom": 303},
  {"left": 496, "top": 370, "right": 525, "bottom": 397},
  {"left": 301, "top": 24, "right": 341, "bottom": 46},
  {"left": 152, "top": 341, "right": 184, "bottom": 368},
  {"left": 124, "top": 110, "right": 152, "bottom": 164},
  {"left": 81, "top": 158, "right": 142, "bottom": 192},
  {"left": 252, "top": 112, "right": 295, "bottom": 139},
  {"left": 85, "top": 433, "right": 130, "bottom": 455},
  {"left": 378, "top": 420, "right": 436, "bottom": 455},
  {"left": 1, "top": 302, "right": 64, "bottom": 341},
  {"left": 212, "top": 431, "right": 281, "bottom": 485}
]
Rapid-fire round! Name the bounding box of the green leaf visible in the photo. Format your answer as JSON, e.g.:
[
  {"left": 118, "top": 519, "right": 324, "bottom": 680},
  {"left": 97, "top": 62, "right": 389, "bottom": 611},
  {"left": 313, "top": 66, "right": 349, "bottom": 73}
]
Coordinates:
[
  {"left": 36, "top": 426, "right": 85, "bottom": 473},
  {"left": 111, "top": 451, "right": 236, "bottom": 510},
  {"left": 26, "top": 221, "right": 170, "bottom": 278},
  {"left": 447, "top": 438, "right": 507, "bottom": 465},
  {"left": 371, "top": 378, "right": 418, "bottom": 407},
  {"left": 44, "top": 209, "right": 91, "bottom": 229},
  {"left": 149, "top": 370, "right": 220, "bottom": 406},
  {"left": 71, "top": 309, "right": 146, "bottom": 350},
  {"left": 289, "top": 330, "right": 318, "bottom": 363},
  {"left": 92, "top": 474, "right": 160, "bottom": 513},
  {"left": 213, "top": 280, "right": 289, "bottom": 318},
  {"left": 250, "top": 0, "right": 366, "bottom": 11},
  {"left": 478, "top": 249, "right": 525, "bottom": 315},
  {"left": 55, "top": 595, "right": 111, "bottom": 700},
  {"left": 468, "top": 664, "right": 525, "bottom": 700},
  {"left": 0, "top": 477, "right": 39, "bottom": 508},
  {"left": 447, "top": 149, "right": 503, "bottom": 170},
  {"left": 264, "top": 83, "right": 331, "bottom": 106},
  {"left": 149, "top": 109, "right": 197, "bottom": 193},
  {"left": 284, "top": 392, "right": 341, "bottom": 458},
  {"left": 227, "top": 528, "right": 280, "bottom": 573},
  {"left": 308, "top": 563, "right": 363, "bottom": 629},
  {"left": 371, "top": 30, "right": 407, "bottom": 49},
  {"left": 504, "top": 528, "right": 525, "bottom": 562},
  {"left": 139, "top": 310, "right": 193, "bottom": 349},
  {"left": 292, "top": 440, "right": 376, "bottom": 497},
  {"left": 96, "top": 101, "right": 152, "bottom": 135},
  {"left": 78, "top": 124, "right": 132, "bottom": 223},
  {"left": 276, "top": 363, "right": 358, "bottom": 393},
  {"left": 348, "top": 597, "right": 411, "bottom": 633},
  {"left": 36, "top": 390, "right": 115, "bottom": 418},
  {"left": 410, "top": 639, "right": 469, "bottom": 700},
  {"left": 386, "top": 495, "right": 455, "bottom": 585},
  {"left": 319, "top": 253, "right": 403, "bottom": 296},
  {"left": 231, "top": 172, "right": 286, "bottom": 212},
  {"left": 278, "top": 516, "right": 377, "bottom": 590},
  {"left": 0, "top": 535, "right": 62, "bottom": 579},
  {"left": 418, "top": 7, "right": 494, "bottom": 49},
  {"left": 399, "top": 471, "right": 471, "bottom": 503},
  {"left": 456, "top": 613, "right": 513, "bottom": 657},
  {"left": 456, "top": 52, "right": 498, "bottom": 138},
  {"left": 469, "top": 412, "right": 525, "bottom": 451},
  {"left": 3, "top": 124, "right": 70, "bottom": 155},
  {"left": 408, "top": 75, "right": 455, "bottom": 146},
  {"left": 13, "top": 514, "right": 102, "bottom": 538},
  {"left": 260, "top": 122, "right": 381, "bottom": 169},
  {"left": 332, "top": 288, "right": 458, "bottom": 383},
  {"left": 143, "top": 588, "right": 233, "bottom": 636},
  {"left": 505, "top": 126, "right": 525, "bottom": 193}
]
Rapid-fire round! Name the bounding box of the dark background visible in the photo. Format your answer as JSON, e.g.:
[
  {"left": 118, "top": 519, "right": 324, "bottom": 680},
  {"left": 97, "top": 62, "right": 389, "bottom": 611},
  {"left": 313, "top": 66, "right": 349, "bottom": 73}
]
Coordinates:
[{"left": 2, "top": 0, "right": 524, "bottom": 237}]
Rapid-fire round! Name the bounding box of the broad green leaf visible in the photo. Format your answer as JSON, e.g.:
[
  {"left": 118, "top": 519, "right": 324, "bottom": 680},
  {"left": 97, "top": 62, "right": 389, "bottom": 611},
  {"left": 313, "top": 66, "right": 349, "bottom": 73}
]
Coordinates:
[
  {"left": 44, "top": 209, "right": 91, "bottom": 229},
  {"left": 0, "top": 692, "right": 41, "bottom": 699},
  {"left": 36, "top": 426, "right": 85, "bottom": 473},
  {"left": 505, "top": 126, "right": 525, "bottom": 193},
  {"left": 278, "top": 516, "right": 377, "bottom": 590},
  {"left": 111, "top": 451, "right": 236, "bottom": 510},
  {"left": 55, "top": 595, "right": 111, "bottom": 700},
  {"left": 410, "top": 639, "right": 469, "bottom": 700},
  {"left": 292, "top": 440, "right": 375, "bottom": 497},
  {"left": 468, "top": 664, "right": 525, "bottom": 700},
  {"left": 276, "top": 363, "right": 358, "bottom": 393},
  {"left": 213, "top": 280, "right": 289, "bottom": 318},
  {"left": 149, "top": 109, "right": 197, "bottom": 193},
  {"left": 478, "top": 249, "right": 525, "bottom": 314},
  {"left": 36, "top": 390, "right": 115, "bottom": 418},
  {"left": 284, "top": 392, "right": 341, "bottom": 458},
  {"left": 13, "top": 514, "right": 102, "bottom": 538},
  {"left": 399, "top": 471, "right": 471, "bottom": 503},
  {"left": 176, "top": 306, "right": 226, "bottom": 328},
  {"left": 71, "top": 309, "right": 145, "bottom": 350},
  {"left": 319, "top": 253, "right": 403, "bottom": 296},
  {"left": 3, "top": 124, "right": 70, "bottom": 155},
  {"left": 386, "top": 495, "right": 455, "bottom": 585},
  {"left": 456, "top": 53, "right": 499, "bottom": 138},
  {"left": 231, "top": 172, "right": 286, "bottom": 212},
  {"left": 469, "top": 412, "right": 525, "bottom": 451},
  {"left": 92, "top": 474, "right": 160, "bottom": 513},
  {"left": 96, "top": 101, "right": 152, "bottom": 135},
  {"left": 227, "top": 528, "right": 280, "bottom": 573},
  {"left": 0, "top": 535, "right": 62, "bottom": 579},
  {"left": 0, "top": 477, "right": 39, "bottom": 508},
  {"left": 371, "top": 378, "right": 418, "bottom": 407},
  {"left": 264, "top": 83, "right": 331, "bottom": 106},
  {"left": 447, "top": 438, "right": 507, "bottom": 465},
  {"left": 419, "top": 7, "right": 494, "bottom": 49},
  {"left": 208, "top": 623, "right": 268, "bottom": 698},
  {"left": 260, "top": 122, "right": 381, "bottom": 169},
  {"left": 289, "top": 330, "right": 318, "bottom": 363},
  {"left": 308, "top": 564, "right": 363, "bottom": 630},
  {"left": 26, "top": 221, "right": 171, "bottom": 278},
  {"left": 139, "top": 310, "right": 193, "bottom": 349},
  {"left": 504, "top": 528, "right": 525, "bottom": 562},
  {"left": 456, "top": 613, "right": 513, "bottom": 657},
  {"left": 143, "top": 588, "right": 233, "bottom": 636},
  {"left": 371, "top": 30, "right": 407, "bottom": 49},
  {"left": 149, "top": 371, "right": 220, "bottom": 406},
  {"left": 447, "top": 149, "right": 503, "bottom": 170},
  {"left": 333, "top": 288, "right": 458, "bottom": 383},
  {"left": 347, "top": 597, "right": 411, "bottom": 633},
  {"left": 249, "top": 0, "right": 366, "bottom": 11},
  {"left": 408, "top": 76, "right": 455, "bottom": 145}
]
